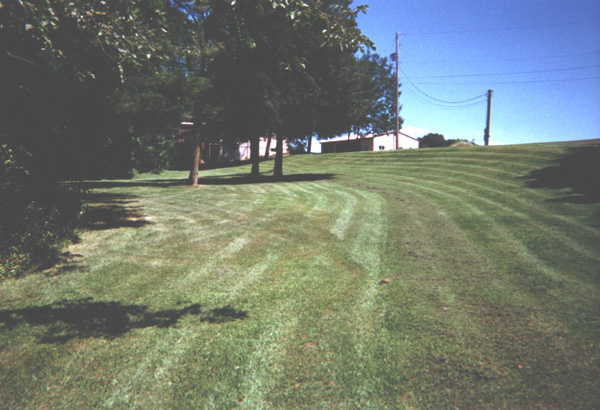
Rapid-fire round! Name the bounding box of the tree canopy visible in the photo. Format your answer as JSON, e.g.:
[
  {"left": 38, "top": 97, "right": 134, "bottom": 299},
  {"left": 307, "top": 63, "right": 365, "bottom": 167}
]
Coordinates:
[
  {"left": 419, "top": 133, "right": 446, "bottom": 148},
  {"left": 1, "top": 0, "right": 404, "bottom": 273},
  {"left": 205, "top": 0, "right": 382, "bottom": 174},
  {"left": 1, "top": 0, "right": 208, "bottom": 178},
  {"left": 1, "top": 0, "right": 395, "bottom": 177}
]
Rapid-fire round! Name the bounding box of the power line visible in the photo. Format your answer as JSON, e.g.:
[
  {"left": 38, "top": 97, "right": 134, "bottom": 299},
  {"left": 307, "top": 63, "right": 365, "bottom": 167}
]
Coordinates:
[
  {"left": 399, "top": 21, "right": 590, "bottom": 36},
  {"left": 408, "top": 64, "right": 600, "bottom": 79},
  {"left": 401, "top": 49, "right": 600, "bottom": 65},
  {"left": 402, "top": 88, "right": 487, "bottom": 110},
  {"left": 404, "top": 89, "right": 487, "bottom": 109},
  {"left": 400, "top": 68, "right": 487, "bottom": 105},
  {"left": 415, "top": 76, "right": 600, "bottom": 86}
]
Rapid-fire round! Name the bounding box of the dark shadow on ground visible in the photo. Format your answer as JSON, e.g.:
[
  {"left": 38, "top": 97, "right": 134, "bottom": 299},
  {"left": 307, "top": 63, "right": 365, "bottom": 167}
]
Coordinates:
[
  {"left": 83, "top": 191, "right": 141, "bottom": 203},
  {"left": 20, "top": 193, "right": 152, "bottom": 278},
  {"left": 81, "top": 192, "right": 152, "bottom": 230},
  {"left": 199, "top": 173, "right": 336, "bottom": 185},
  {"left": 0, "top": 298, "right": 248, "bottom": 343},
  {"left": 42, "top": 251, "right": 89, "bottom": 277},
  {"left": 591, "top": 209, "right": 600, "bottom": 228},
  {"left": 525, "top": 144, "right": 600, "bottom": 203},
  {"left": 80, "top": 173, "right": 336, "bottom": 189},
  {"left": 82, "top": 179, "right": 189, "bottom": 189}
]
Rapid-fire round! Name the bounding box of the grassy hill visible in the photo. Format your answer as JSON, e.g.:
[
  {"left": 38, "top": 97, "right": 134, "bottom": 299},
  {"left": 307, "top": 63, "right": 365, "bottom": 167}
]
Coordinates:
[{"left": 1, "top": 140, "right": 599, "bottom": 408}]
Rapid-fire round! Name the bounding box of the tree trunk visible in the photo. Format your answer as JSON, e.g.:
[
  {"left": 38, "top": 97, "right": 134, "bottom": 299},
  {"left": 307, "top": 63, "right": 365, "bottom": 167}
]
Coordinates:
[
  {"left": 190, "top": 139, "right": 201, "bottom": 187},
  {"left": 307, "top": 135, "right": 312, "bottom": 154},
  {"left": 43, "top": 135, "right": 58, "bottom": 182},
  {"left": 274, "top": 135, "right": 284, "bottom": 177},
  {"left": 77, "top": 134, "right": 89, "bottom": 179},
  {"left": 264, "top": 135, "right": 272, "bottom": 158},
  {"left": 250, "top": 137, "right": 260, "bottom": 175}
]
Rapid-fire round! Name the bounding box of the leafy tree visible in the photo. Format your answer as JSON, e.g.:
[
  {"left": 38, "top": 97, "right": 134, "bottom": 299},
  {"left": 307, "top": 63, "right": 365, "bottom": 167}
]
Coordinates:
[
  {"left": 311, "top": 50, "right": 400, "bottom": 156},
  {"left": 206, "top": 0, "right": 373, "bottom": 177},
  {"left": 186, "top": 83, "right": 225, "bottom": 186},
  {"left": 1, "top": 0, "right": 205, "bottom": 179},
  {"left": 287, "top": 139, "right": 309, "bottom": 155},
  {"left": 0, "top": 0, "right": 207, "bottom": 273},
  {"left": 351, "top": 52, "right": 399, "bottom": 135},
  {"left": 419, "top": 133, "right": 446, "bottom": 148},
  {"left": 113, "top": 72, "right": 210, "bottom": 173},
  {"left": 271, "top": 0, "right": 376, "bottom": 176},
  {"left": 203, "top": 1, "right": 275, "bottom": 174}
]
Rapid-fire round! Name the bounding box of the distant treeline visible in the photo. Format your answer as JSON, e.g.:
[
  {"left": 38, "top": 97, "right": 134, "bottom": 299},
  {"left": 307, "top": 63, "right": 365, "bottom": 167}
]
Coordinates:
[{"left": 419, "top": 133, "right": 476, "bottom": 148}]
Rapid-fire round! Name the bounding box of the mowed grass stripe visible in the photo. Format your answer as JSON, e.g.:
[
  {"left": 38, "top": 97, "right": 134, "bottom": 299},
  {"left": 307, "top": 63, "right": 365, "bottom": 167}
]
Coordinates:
[
  {"left": 395, "top": 174, "right": 600, "bottom": 278},
  {"left": 265, "top": 190, "right": 391, "bottom": 407},
  {"left": 346, "top": 190, "right": 390, "bottom": 402},
  {"left": 1, "top": 140, "right": 599, "bottom": 408},
  {"left": 375, "top": 187, "right": 596, "bottom": 408},
  {"left": 321, "top": 145, "right": 566, "bottom": 162},
  {"left": 5, "top": 183, "right": 322, "bottom": 408},
  {"left": 105, "top": 257, "right": 284, "bottom": 408},
  {"left": 345, "top": 169, "right": 592, "bottom": 289},
  {"left": 359, "top": 169, "right": 600, "bottom": 265},
  {"left": 374, "top": 188, "right": 510, "bottom": 407},
  {"left": 363, "top": 162, "right": 588, "bottom": 228},
  {"left": 385, "top": 178, "right": 600, "bottom": 330},
  {"left": 345, "top": 161, "right": 600, "bottom": 255},
  {"left": 159, "top": 198, "right": 383, "bottom": 407},
  {"left": 362, "top": 161, "right": 592, "bottom": 219},
  {"left": 386, "top": 177, "right": 594, "bottom": 281}
]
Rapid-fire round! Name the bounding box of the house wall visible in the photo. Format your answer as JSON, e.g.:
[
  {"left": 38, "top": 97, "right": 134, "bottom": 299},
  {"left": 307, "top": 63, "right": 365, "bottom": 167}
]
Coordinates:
[
  {"left": 238, "top": 141, "right": 250, "bottom": 161},
  {"left": 372, "top": 133, "right": 419, "bottom": 150},
  {"left": 322, "top": 138, "right": 375, "bottom": 153},
  {"left": 239, "top": 137, "right": 288, "bottom": 161},
  {"left": 322, "top": 133, "right": 419, "bottom": 154}
]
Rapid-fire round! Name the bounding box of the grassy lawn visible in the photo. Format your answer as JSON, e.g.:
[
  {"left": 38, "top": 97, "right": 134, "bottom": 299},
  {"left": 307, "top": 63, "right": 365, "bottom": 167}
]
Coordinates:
[{"left": 1, "top": 140, "right": 599, "bottom": 408}]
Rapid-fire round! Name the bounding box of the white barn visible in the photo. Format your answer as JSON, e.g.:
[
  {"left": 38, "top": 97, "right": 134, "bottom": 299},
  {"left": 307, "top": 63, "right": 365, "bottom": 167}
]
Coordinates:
[
  {"left": 320, "top": 131, "right": 419, "bottom": 154},
  {"left": 371, "top": 132, "right": 419, "bottom": 150}
]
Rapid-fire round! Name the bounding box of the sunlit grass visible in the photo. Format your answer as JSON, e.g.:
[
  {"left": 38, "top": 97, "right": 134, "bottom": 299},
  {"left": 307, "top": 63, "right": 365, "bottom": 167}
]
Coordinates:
[{"left": 1, "top": 140, "right": 599, "bottom": 408}]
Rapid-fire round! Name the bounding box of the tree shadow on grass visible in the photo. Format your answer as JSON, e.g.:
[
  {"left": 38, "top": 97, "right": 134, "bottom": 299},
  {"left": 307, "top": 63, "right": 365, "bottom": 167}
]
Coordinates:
[
  {"left": 40, "top": 251, "right": 89, "bottom": 277},
  {"left": 0, "top": 298, "right": 248, "bottom": 344},
  {"left": 82, "top": 179, "right": 189, "bottom": 189},
  {"left": 81, "top": 192, "right": 153, "bottom": 230},
  {"left": 200, "top": 173, "right": 336, "bottom": 185},
  {"left": 81, "top": 173, "right": 336, "bottom": 189},
  {"left": 23, "top": 193, "right": 153, "bottom": 278},
  {"left": 524, "top": 143, "right": 600, "bottom": 203}
]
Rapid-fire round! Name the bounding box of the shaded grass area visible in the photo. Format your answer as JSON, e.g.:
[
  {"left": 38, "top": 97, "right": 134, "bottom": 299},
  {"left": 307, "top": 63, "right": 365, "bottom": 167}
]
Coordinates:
[
  {"left": 1, "top": 140, "right": 599, "bottom": 408},
  {"left": 526, "top": 143, "right": 600, "bottom": 203},
  {"left": 0, "top": 299, "right": 246, "bottom": 343}
]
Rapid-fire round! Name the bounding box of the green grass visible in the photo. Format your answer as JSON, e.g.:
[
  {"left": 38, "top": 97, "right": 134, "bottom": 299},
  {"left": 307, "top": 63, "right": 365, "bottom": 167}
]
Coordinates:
[{"left": 1, "top": 140, "right": 599, "bottom": 409}]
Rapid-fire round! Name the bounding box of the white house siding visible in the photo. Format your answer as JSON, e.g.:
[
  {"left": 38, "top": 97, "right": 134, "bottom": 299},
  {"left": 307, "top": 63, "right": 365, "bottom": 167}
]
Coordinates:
[
  {"left": 372, "top": 133, "right": 419, "bottom": 150},
  {"left": 239, "top": 137, "right": 289, "bottom": 161}
]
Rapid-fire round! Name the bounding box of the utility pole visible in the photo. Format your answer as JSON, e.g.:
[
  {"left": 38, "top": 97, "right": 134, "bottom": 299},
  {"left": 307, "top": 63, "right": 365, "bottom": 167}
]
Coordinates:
[
  {"left": 484, "top": 89, "right": 493, "bottom": 146},
  {"left": 395, "top": 32, "right": 400, "bottom": 150}
]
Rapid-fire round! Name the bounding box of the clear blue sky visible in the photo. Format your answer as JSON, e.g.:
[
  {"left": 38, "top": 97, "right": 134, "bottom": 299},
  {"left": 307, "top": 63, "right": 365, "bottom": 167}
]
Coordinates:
[{"left": 355, "top": 0, "right": 600, "bottom": 145}]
